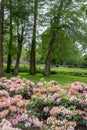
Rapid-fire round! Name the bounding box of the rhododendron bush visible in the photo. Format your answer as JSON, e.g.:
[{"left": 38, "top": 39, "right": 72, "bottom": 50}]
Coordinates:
[
  {"left": 0, "top": 77, "right": 87, "bottom": 130},
  {"left": 29, "top": 81, "right": 87, "bottom": 130},
  {"left": 0, "top": 77, "right": 42, "bottom": 130}
]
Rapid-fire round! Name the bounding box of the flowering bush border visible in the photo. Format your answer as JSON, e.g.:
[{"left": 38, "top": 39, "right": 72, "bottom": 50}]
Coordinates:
[{"left": 0, "top": 77, "right": 87, "bottom": 130}]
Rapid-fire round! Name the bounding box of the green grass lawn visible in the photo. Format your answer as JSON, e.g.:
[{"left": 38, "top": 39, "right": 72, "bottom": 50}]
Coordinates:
[
  {"left": 4, "top": 64, "right": 87, "bottom": 87},
  {"left": 4, "top": 72, "right": 87, "bottom": 88}
]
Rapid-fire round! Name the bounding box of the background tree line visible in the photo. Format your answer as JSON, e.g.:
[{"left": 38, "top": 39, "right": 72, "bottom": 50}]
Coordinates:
[{"left": 0, "top": 0, "right": 87, "bottom": 77}]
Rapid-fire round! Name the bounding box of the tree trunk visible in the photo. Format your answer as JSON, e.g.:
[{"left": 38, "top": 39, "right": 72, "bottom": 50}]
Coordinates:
[
  {"left": 6, "top": 0, "right": 12, "bottom": 73},
  {"left": 44, "top": 31, "right": 56, "bottom": 76},
  {"left": 0, "top": 0, "right": 4, "bottom": 77},
  {"left": 29, "top": 0, "right": 38, "bottom": 74},
  {"left": 6, "top": 54, "right": 12, "bottom": 73},
  {"left": 13, "top": 25, "right": 24, "bottom": 75},
  {"left": 44, "top": 0, "right": 64, "bottom": 76},
  {"left": 13, "top": 51, "right": 21, "bottom": 75}
]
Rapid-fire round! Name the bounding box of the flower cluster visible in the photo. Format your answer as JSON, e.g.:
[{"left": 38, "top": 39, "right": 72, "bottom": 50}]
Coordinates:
[
  {"left": 0, "top": 119, "right": 22, "bottom": 130},
  {"left": 50, "top": 106, "right": 73, "bottom": 116},
  {"left": 0, "top": 77, "right": 35, "bottom": 97},
  {"left": 46, "top": 116, "right": 76, "bottom": 130},
  {"left": 69, "top": 81, "right": 87, "bottom": 96},
  {"left": 0, "top": 94, "right": 28, "bottom": 118}
]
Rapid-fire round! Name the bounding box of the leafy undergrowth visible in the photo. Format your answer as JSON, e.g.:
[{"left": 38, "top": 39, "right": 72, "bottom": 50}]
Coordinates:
[
  {"left": 0, "top": 77, "right": 87, "bottom": 130},
  {"left": 51, "top": 67, "right": 87, "bottom": 77}
]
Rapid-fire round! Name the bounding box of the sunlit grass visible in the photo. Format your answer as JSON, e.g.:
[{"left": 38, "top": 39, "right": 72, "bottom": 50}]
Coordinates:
[
  {"left": 4, "top": 72, "right": 87, "bottom": 88},
  {"left": 4, "top": 64, "right": 87, "bottom": 88}
]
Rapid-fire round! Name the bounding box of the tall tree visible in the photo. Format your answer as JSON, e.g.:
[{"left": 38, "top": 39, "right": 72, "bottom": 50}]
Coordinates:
[
  {"left": 13, "top": 0, "right": 29, "bottom": 75},
  {"left": 13, "top": 22, "right": 24, "bottom": 75},
  {"left": 6, "top": 0, "right": 12, "bottom": 73},
  {"left": 0, "top": 0, "right": 4, "bottom": 77},
  {"left": 44, "top": 0, "right": 64, "bottom": 76},
  {"left": 44, "top": 0, "right": 83, "bottom": 76},
  {"left": 29, "top": 0, "right": 38, "bottom": 74}
]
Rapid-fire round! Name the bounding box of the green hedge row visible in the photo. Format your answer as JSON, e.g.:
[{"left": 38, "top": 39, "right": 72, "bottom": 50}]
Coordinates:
[{"left": 4, "top": 64, "right": 87, "bottom": 77}]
